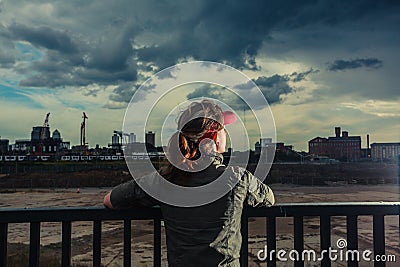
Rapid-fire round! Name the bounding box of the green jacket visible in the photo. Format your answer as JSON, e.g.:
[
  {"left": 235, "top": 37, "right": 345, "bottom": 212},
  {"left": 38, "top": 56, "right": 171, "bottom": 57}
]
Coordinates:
[{"left": 110, "top": 154, "right": 275, "bottom": 266}]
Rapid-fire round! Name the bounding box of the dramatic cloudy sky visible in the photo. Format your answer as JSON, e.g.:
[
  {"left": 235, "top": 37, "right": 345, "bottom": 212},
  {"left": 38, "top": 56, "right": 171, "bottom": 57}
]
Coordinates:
[{"left": 0, "top": 0, "right": 399, "bottom": 151}]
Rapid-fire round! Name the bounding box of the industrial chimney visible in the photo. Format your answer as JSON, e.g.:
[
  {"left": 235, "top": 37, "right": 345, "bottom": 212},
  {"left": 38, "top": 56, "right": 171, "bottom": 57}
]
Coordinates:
[{"left": 367, "top": 134, "right": 370, "bottom": 149}]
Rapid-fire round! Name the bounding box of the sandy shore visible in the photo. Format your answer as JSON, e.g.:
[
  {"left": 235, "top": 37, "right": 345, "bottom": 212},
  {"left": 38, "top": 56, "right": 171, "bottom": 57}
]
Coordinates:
[{"left": 1, "top": 184, "right": 399, "bottom": 266}]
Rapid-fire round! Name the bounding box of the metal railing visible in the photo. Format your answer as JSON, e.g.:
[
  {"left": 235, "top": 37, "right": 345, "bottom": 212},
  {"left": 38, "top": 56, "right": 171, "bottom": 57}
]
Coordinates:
[{"left": 0, "top": 202, "right": 399, "bottom": 267}]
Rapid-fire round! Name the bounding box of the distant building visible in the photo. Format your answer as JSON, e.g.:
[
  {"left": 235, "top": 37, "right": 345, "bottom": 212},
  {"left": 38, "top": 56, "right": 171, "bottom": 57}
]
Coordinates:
[
  {"left": 129, "top": 133, "right": 137, "bottom": 143},
  {"left": 371, "top": 142, "right": 400, "bottom": 162},
  {"left": 0, "top": 139, "right": 9, "bottom": 154},
  {"left": 276, "top": 142, "right": 286, "bottom": 152},
  {"left": 309, "top": 127, "right": 361, "bottom": 161},
  {"left": 14, "top": 140, "right": 32, "bottom": 153},
  {"left": 14, "top": 127, "right": 70, "bottom": 155},
  {"left": 31, "top": 126, "right": 50, "bottom": 141},
  {"left": 145, "top": 131, "right": 155, "bottom": 147},
  {"left": 52, "top": 129, "right": 61, "bottom": 140},
  {"left": 111, "top": 133, "right": 120, "bottom": 150},
  {"left": 254, "top": 138, "right": 275, "bottom": 163},
  {"left": 255, "top": 139, "right": 292, "bottom": 154},
  {"left": 255, "top": 138, "right": 273, "bottom": 153}
]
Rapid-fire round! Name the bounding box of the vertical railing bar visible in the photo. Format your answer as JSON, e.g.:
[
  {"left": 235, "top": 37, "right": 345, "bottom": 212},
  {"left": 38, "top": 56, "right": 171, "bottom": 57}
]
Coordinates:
[
  {"left": 294, "top": 216, "right": 304, "bottom": 267},
  {"left": 153, "top": 219, "right": 161, "bottom": 267},
  {"left": 93, "top": 220, "right": 102, "bottom": 267},
  {"left": 346, "top": 215, "right": 358, "bottom": 267},
  {"left": 267, "top": 216, "right": 276, "bottom": 267},
  {"left": 29, "top": 222, "right": 40, "bottom": 267},
  {"left": 320, "top": 216, "right": 331, "bottom": 267},
  {"left": 373, "top": 215, "right": 385, "bottom": 267},
  {"left": 62, "top": 221, "right": 72, "bottom": 267},
  {"left": 124, "top": 219, "right": 132, "bottom": 267},
  {"left": 0, "top": 223, "right": 8, "bottom": 267},
  {"left": 240, "top": 215, "right": 248, "bottom": 267}
]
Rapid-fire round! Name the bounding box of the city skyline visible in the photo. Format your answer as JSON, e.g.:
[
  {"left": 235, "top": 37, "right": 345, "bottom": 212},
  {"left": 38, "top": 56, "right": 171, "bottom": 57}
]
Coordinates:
[
  {"left": 0, "top": 1, "right": 399, "bottom": 151},
  {"left": 0, "top": 119, "right": 385, "bottom": 153}
]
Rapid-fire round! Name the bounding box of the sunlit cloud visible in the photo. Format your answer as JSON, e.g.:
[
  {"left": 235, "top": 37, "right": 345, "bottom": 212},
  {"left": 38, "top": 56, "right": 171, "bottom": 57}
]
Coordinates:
[{"left": 342, "top": 100, "right": 400, "bottom": 118}]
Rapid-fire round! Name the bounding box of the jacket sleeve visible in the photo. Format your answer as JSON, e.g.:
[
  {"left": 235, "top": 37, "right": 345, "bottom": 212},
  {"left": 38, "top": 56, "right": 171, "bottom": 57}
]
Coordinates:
[
  {"left": 110, "top": 175, "right": 159, "bottom": 209},
  {"left": 244, "top": 170, "right": 275, "bottom": 207}
]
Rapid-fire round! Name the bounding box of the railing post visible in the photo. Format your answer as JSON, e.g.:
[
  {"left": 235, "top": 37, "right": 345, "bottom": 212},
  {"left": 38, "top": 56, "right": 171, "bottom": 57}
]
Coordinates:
[
  {"left": 373, "top": 215, "right": 385, "bottom": 267},
  {"left": 124, "top": 219, "right": 132, "bottom": 267},
  {"left": 294, "top": 216, "right": 304, "bottom": 267},
  {"left": 346, "top": 215, "right": 358, "bottom": 267},
  {"left": 62, "top": 221, "right": 72, "bottom": 267},
  {"left": 29, "top": 222, "right": 40, "bottom": 267},
  {"left": 320, "top": 216, "right": 331, "bottom": 267},
  {"left": 240, "top": 215, "right": 248, "bottom": 267},
  {"left": 267, "top": 216, "right": 276, "bottom": 267},
  {"left": 93, "top": 220, "right": 102, "bottom": 267},
  {"left": 0, "top": 223, "right": 7, "bottom": 267},
  {"left": 153, "top": 219, "right": 162, "bottom": 267}
]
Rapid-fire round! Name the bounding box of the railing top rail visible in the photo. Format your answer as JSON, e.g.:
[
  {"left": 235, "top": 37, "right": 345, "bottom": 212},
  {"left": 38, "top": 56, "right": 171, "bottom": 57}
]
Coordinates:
[
  {"left": 0, "top": 202, "right": 399, "bottom": 223},
  {"left": 244, "top": 202, "right": 400, "bottom": 217},
  {"left": 277, "top": 201, "right": 400, "bottom": 206}
]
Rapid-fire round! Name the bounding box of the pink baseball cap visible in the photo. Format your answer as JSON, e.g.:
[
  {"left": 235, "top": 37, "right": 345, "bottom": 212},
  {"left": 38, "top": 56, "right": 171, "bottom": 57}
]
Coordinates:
[
  {"left": 223, "top": 111, "right": 237, "bottom": 125},
  {"left": 198, "top": 110, "right": 237, "bottom": 143}
]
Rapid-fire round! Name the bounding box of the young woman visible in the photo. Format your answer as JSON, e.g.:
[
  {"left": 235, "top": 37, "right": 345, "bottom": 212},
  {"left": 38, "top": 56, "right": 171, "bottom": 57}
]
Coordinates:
[{"left": 104, "top": 99, "right": 275, "bottom": 266}]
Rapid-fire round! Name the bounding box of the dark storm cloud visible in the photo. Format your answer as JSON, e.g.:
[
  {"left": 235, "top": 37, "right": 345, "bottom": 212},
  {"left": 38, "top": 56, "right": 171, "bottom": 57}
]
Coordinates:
[
  {"left": 109, "top": 81, "right": 156, "bottom": 104},
  {"left": 0, "top": 45, "right": 15, "bottom": 67},
  {"left": 133, "top": 0, "right": 399, "bottom": 71},
  {"left": 253, "top": 75, "right": 294, "bottom": 104},
  {"left": 134, "top": 0, "right": 310, "bottom": 70},
  {"left": 0, "top": 25, "right": 16, "bottom": 67},
  {"left": 9, "top": 24, "right": 78, "bottom": 54},
  {"left": 235, "top": 69, "right": 317, "bottom": 107},
  {"left": 186, "top": 84, "right": 249, "bottom": 111},
  {"left": 281, "top": 1, "right": 399, "bottom": 28},
  {"left": 19, "top": 58, "right": 137, "bottom": 88},
  {"left": 109, "top": 83, "right": 137, "bottom": 103},
  {"left": 327, "top": 58, "right": 383, "bottom": 71},
  {"left": 186, "top": 85, "right": 222, "bottom": 100},
  {"left": 11, "top": 22, "right": 139, "bottom": 88},
  {"left": 290, "top": 68, "right": 319, "bottom": 82},
  {"left": 186, "top": 69, "right": 317, "bottom": 110},
  {"left": 85, "top": 24, "right": 138, "bottom": 72},
  {"left": 82, "top": 88, "right": 102, "bottom": 97},
  {"left": 1, "top": 0, "right": 399, "bottom": 107}
]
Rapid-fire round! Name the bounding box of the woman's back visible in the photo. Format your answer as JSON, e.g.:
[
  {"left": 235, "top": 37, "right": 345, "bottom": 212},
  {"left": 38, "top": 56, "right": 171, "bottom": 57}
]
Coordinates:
[
  {"left": 104, "top": 100, "right": 275, "bottom": 266},
  {"left": 161, "top": 155, "right": 230, "bottom": 266},
  {"left": 161, "top": 154, "right": 274, "bottom": 266}
]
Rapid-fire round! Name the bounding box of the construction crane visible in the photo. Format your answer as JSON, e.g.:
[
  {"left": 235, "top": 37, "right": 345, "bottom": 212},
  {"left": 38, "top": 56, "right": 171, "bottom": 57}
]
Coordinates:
[
  {"left": 35, "top": 112, "right": 50, "bottom": 155},
  {"left": 43, "top": 113, "right": 50, "bottom": 127},
  {"left": 80, "top": 112, "right": 88, "bottom": 148},
  {"left": 40, "top": 112, "right": 50, "bottom": 141}
]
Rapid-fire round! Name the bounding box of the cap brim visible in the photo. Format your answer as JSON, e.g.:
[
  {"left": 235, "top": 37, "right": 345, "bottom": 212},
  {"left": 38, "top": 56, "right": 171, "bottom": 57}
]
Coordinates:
[{"left": 223, "top": 111, "right": 237, "bottom": 125}]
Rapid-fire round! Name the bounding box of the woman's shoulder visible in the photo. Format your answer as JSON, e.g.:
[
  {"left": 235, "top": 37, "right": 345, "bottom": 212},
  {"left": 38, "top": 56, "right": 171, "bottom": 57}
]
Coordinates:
[
  {"left": 221, "top": 165, "right": 255, "bottom": 191},
  {"left": 224, "top": 165, "right": 251, "bottom": 179}
]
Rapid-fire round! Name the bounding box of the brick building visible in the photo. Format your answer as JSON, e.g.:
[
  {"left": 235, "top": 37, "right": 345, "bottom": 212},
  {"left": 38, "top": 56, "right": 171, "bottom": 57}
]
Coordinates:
[
  {"left": 371, "top": 142, "right": 400, "bottom": 162},
  {"left": 309, "top": 127, "right": 361, "bottom": 161}
]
